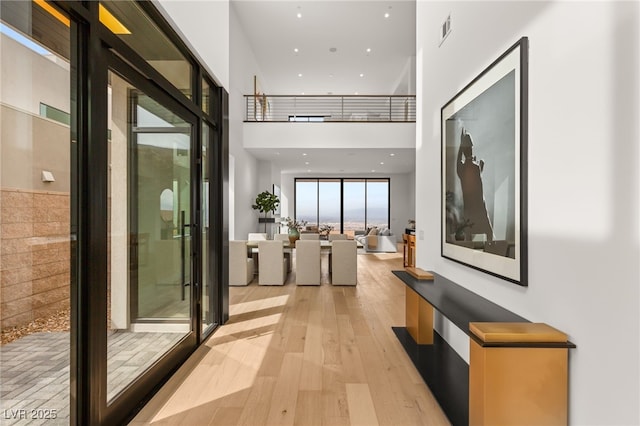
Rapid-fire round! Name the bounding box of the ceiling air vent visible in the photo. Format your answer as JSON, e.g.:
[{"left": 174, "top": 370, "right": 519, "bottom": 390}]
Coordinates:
[{"left": 439, "top": 14, "right": 452, "bottom": 47}]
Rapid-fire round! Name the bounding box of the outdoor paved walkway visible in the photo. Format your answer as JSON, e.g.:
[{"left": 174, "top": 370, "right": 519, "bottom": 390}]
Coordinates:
[{"left": 1, "top": 331, "right": 183, "bottom": 425}]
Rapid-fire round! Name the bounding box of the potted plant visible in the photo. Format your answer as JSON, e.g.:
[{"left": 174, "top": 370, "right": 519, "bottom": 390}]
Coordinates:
[
  {"left": 281, "top": 217, "right": 307, "bottom": 243},
  {"left": 319, "top": 223, "right": 334, "bottom": 239},
  {"left": 252, "top": 191, "right": 280, "bottom": 232}
]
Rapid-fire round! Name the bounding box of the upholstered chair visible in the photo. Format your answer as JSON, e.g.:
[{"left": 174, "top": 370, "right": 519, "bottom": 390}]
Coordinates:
[
  {"left": 274, "top": 233, "right": 292, "bottom": 271},
  {"left": 331, "top": 240, "right": 357, "bottom": 285},
  {"left": 248, "top": 233, "right": 268, "bottom": 241},
  {"left": 327, "top": 233, "right": 347, "bottom": 270},
  {"left": 258, "top": 240, "right": 288, "bottom": 285},
  {"left": 300, "top": 233, "right": 320, "bottom": 240},
  {"left": 295, "top": 240, "right": 321, "bottom": 285},
  {"left": 229, "top": 240, "right": 254, "bottom": 286}
]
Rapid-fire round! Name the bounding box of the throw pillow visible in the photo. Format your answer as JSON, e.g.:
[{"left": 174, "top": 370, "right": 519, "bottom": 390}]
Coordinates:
[{"left": 367, "top": 227, "right": 379, "bottom": 236}]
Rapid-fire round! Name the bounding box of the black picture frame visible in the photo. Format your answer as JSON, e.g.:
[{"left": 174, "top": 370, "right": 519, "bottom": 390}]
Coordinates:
[{"left": 441, "top": 37, "right": 528, "bottom": 286}]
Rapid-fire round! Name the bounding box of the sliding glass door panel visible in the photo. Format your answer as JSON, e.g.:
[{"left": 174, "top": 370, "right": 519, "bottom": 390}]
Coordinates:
[
  {"left": 318, "top": 179, "right": 341, "bottom": 232},
  {"left": 366, "top": 180, "right": 390, "bottom": 229},
  {"left": 343, "top": 179, "right": 366, "bottom": 234},
  {"left": 107, "top": 70, "right": 193, "bottom": 402},
  {"left": 295, "top": 179, "right": 318, "bottom": 226},
  {"left": 201, "top": 122, "right": 216, "bottom": 332}
]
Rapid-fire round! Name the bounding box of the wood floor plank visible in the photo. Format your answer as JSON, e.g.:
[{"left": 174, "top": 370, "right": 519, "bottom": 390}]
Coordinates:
[
  {"left": 345, "top": 383, "right": 379, "bottom": 426},
  {"left": 176, "top": 403, "right": 217, "bottom": 425},
  {"left": 209, "top": 406, "right": 243, "bottom": 426},
  {"left": 236, "top": 376, "right": 277, "bottom": 426},
  {"left": 265, "top": 352, "right": 304, "bottom": 425},
  {"left": 299, "top": 307, "right": 324, "bottom": 391},
  {"left": 130, "top": 248, "right": 450, "bottom": 426},
  {"left": 293, "top": 390, "right": 323, "bottom": 426},
  {"left": 335, "top": 315, "right": 367, "bottom": 384},
  {"left": 321, "top": 364, "right": 349, "bottom": 424}
]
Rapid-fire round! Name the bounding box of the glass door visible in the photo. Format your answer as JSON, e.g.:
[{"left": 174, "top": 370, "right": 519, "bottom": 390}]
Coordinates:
[
  {"left": 107, "top": 70, "right": 196, "bottom": 401},
  {"left": 201, "top": 122, "right": 214, "bottom": 332}
]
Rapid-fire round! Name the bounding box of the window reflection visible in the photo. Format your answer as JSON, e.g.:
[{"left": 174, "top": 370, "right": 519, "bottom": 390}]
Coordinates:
[{"left": 101, "top": 1, "right": 193, "bottom": 99}]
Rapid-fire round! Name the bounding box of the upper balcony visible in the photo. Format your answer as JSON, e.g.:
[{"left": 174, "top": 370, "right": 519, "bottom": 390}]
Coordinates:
[{"left": 244, "top": 94, "right": 416, "bottom": 123}]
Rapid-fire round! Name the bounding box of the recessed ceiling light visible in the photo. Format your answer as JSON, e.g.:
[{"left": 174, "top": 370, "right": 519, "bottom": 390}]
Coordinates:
[
  {"left": 389, "top": 153, "right": 395, "bottom": 156},
  {"left": 355, "top": 92, "right": 359, "bottom": 95},
  {"left": 305, "top": 161, "right": 309, "bottom": 165},
  {"left": 307, "top": 169, "right": 311, "bottom": 173},
  {"left": 297, "top": 12, "right": 302, "bottom": 18},
  {"left": 298, "top": 73, "right": 302, "bottom": 77},
  {"left": 301, "top": 92, "right": 305, "bottom": 95},
  {"left": 384, "top": 12, "right": 390, "bottom": 18},
  {"left": 359, "top": 73, "right": 364, "bottom": 78},
  {"left": 294, "top": 48, "right": 299, "bottom": 53},
  {"left": 302, "top": 153, "right": 307, "bottom": 156},
  {"left": 366, "top": 48, "right": 371, "bottom": 53},
  {"left": 371, "top": 169, "right": 376, "bottom": 172},
  {"left": 380, "top": 162, "right": 384, "bottom": 165}
]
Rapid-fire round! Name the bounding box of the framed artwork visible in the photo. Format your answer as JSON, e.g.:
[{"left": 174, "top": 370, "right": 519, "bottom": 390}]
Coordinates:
[
  {"left": 272, "top": 184, "right": 281, "bottom": 215},
  {"left": 441, "top": 37, "right": 528, "bottom": 286}
]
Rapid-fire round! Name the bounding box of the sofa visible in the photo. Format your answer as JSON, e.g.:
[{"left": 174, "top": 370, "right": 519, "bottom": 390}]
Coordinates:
[{"left": 354, "top": 227, "right": 398, "bottom": 253}]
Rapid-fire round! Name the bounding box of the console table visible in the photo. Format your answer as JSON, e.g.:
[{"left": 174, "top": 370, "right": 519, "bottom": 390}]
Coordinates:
[{"left": 392, "top": 270, "right": 575, "bottom": 426}]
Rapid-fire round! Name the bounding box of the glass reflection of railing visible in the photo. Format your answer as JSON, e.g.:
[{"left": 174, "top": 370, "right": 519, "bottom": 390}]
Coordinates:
[{"left": 245, "top": 94, "right": 416, "bottom": 122}]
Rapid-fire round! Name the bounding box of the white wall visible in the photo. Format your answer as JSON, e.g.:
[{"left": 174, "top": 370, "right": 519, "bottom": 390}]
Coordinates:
[
  {"left": 0, "top": 34, "right": 69, "bottom": 116},
  {"left": 417, "top": 2, "right": 639, "bottom": 425},
  {"left": 227, "top": 4, "right": 267, "bottom": 239},
  {"left": 390, "top": 172, "right": 415, "bottom": 239},
  {"left": 155, "top": 0, "right": 230, "bottom": 89},
  {"left": 244, "top": 122, "right": 415, "bottom": 149},
  {"left": 281, "top": 171, "right": 415, "bottom": 241}
]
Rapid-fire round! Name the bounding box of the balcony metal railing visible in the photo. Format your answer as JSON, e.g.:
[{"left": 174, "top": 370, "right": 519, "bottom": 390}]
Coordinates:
[{"left": 244, "top": 95, "right": 416, "bottom": 122}]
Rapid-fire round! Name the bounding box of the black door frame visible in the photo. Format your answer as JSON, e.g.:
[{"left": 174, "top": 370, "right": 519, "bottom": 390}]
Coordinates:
[{"left": 63, "top": 1, "right": 227, "bottom": 424}]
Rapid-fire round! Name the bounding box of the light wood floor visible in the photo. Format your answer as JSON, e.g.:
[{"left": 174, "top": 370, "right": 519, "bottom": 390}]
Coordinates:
[{"left": 129, "top": 249, "right": 450, "bottom": 426}]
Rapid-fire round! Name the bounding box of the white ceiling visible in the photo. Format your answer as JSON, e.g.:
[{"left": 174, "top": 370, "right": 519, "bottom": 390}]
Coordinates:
[
  {"left": 232, "top": 0, "right": 417, "bottom": 174},
  {"left": 247, "top": 147, "right": 416, "bottom": 174}
]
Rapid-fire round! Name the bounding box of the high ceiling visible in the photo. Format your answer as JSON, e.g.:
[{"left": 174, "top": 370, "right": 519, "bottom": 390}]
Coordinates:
[
  {"left": 232, "top": 1, "right": 417, "bottom": 175},
  {"left": 232, "top": 0, "right": 416, "bottom": 96}
]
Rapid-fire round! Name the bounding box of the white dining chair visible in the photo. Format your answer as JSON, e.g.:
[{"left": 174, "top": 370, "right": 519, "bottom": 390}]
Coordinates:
[
  {"left": 331, "top": 240, "right": 357, "bottom": 285},
  {"left": 248, "top": 233, "right": 268, "bottom": 241},
  {"left": 300, "top": 233, "right": 320, "bottom": 240},
  {"left": 295, "top": 240, "right": 321, "bottom": 285},
  {"left": 258, "top": 240, "right": 288, "bottom": 285},
  {"left": 274, "top": 233, "right": 292, "bottom": 271},
  {"left": 229, "top": 240, "right": 254, "bottom": 286}
]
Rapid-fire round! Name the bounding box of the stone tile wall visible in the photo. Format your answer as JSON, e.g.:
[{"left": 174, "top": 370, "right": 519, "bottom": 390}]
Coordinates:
[{"left": 1, "top": 188, "right": 70, "bottom": 329}]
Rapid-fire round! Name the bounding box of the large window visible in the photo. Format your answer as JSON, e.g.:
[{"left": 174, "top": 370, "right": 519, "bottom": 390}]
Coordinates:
[{"left": 295, "top": 178, "right": 390, "bottom": 235}]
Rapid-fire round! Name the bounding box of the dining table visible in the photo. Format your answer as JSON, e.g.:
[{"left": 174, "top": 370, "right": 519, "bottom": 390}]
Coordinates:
[{"left": 244, "top": 239, "right": 362, "bottom": 273}]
